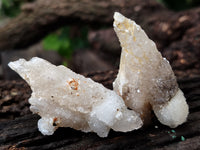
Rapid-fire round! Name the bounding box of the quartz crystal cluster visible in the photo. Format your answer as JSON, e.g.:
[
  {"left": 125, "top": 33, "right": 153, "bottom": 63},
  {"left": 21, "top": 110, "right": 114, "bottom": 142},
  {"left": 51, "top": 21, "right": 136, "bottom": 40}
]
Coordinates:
[
  {"left": 8, "top": 12, "right": 189, "bottom": 137},
  {"left": 113, "top": 12, "right": 188, "bottom": 127},
  {"left": 8, "top": 57, "right": 142, "bottom": 137}
]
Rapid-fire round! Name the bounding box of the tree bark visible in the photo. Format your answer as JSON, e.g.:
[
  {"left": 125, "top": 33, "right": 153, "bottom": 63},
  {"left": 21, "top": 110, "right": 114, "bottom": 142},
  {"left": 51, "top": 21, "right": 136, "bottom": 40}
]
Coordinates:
[
  {"left": 0, "top": 73, "right": 200, "bottom": 150},
  {"left": 0, "top": 0, "right": 169, "bottom": 50}
]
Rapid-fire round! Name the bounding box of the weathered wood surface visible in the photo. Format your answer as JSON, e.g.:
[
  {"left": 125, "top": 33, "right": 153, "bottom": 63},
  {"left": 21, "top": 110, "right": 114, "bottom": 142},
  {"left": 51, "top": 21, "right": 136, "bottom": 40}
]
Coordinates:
[{"left": 0, "top": 72, "right": 200, "bottom": 150}]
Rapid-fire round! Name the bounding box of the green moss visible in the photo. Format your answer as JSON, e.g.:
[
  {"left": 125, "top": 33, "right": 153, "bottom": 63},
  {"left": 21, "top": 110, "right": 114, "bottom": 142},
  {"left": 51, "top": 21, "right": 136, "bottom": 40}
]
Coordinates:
[
  {"left": 172, "top": 135, "right": 177, "bottom": 139},
  {"left": 42, "top": 26, "right": 89, "bottom": 61},
  {"left": 181, "top": 136, "right": 185, "bottom": 141},
  {"left": 171, "top": 130, "right": 176, "bottom": 133}
]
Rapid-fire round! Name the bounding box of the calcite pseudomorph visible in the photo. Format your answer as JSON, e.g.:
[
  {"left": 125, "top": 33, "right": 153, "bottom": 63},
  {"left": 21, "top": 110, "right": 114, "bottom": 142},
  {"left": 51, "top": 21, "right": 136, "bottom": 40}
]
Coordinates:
[
  {"left": 8, "top": 57, "right": 142, "bottom": 137},
  {"left": 113, "top": 12, "right": 189, "bottom": 127}
]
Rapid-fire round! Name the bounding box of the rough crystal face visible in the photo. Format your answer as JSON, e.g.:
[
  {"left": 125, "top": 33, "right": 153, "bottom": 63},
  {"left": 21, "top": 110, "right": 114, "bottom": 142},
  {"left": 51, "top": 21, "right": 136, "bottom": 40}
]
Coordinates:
[
  {"left": 113, "top": 12, "right": 189, "bottom": 127},
  {"left": 8, "top": 57, "right": 142, "bottom": 137}
]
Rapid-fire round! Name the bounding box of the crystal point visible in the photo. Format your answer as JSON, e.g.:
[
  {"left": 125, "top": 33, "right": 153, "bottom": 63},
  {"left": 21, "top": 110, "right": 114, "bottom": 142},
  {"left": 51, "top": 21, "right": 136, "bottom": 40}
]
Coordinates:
[{"left": 113, "top": 12, "right": 189, "bottom": 127}]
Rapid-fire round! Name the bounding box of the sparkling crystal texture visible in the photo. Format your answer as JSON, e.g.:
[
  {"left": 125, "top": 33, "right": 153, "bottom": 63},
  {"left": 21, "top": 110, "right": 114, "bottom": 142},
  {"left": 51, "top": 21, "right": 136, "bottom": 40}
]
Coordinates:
[
  {"left": 113, "top": 12, "right": 189, "bottom": 127},
  {"left": 8, "top": 57, "right": 142, "bottom": 137}
]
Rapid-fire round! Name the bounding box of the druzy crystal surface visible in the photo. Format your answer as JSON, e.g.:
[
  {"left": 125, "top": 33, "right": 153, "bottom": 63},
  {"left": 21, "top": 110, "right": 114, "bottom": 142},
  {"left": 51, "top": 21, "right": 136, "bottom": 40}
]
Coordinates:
[
  {"left": 113, "top": 12, "right": 188, "bottom": 127},
  {"left": 8, "top": 57, "right": 142, "bottom": 137}
]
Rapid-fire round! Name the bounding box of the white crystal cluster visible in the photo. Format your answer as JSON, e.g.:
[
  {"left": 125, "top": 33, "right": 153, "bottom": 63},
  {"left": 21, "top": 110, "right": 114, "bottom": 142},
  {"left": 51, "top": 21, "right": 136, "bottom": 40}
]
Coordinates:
[
  {"left": 8, "top": 57, "right": 142, "bottom": 137},
  {"left": 113, "top": 12, "right": 188, "bottom": 127},
  {"left": 8, "top": 12, "right": 189, "bottom": 137}
]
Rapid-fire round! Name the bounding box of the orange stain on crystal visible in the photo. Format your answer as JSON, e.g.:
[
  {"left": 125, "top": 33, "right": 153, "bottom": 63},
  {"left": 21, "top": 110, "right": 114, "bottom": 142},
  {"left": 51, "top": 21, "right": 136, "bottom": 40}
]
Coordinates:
[{"left": 68, "top": 78, "right": 79, "bottom": 90}]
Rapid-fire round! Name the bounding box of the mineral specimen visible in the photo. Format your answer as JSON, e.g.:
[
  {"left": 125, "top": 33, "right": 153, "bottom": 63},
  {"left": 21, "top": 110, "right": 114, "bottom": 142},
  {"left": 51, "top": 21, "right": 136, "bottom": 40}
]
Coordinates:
[
  {"left": 113, "top": 12, "right": 189, "bottom": 127},
  {"left": 8, "top": 12, "right": 189, "bottom": 138},
  {"left": 8, "top": 57, "right": 142, "bottom": 137}
]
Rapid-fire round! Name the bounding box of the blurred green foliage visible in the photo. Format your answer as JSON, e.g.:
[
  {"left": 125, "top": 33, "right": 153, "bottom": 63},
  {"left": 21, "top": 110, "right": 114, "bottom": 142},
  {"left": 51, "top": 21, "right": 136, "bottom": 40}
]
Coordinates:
[
  {"left": 42, "top": 26, "right": 89, "bottom": 59},
  {"left": 157, "top": 0, "right": 200, "bottom": 11},
  {"left": 0, "top": 0, "right": 35, "bottom": 18},
  {"left": 0, "top": 0, "right": 22, "bottom": 17}
]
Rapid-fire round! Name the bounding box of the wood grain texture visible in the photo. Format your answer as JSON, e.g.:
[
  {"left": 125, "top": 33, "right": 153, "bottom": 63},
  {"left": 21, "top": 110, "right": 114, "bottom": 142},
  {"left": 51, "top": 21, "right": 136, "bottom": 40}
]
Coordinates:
[{"left": 0, "top": 73, "right": 200, "bottom": 150}]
